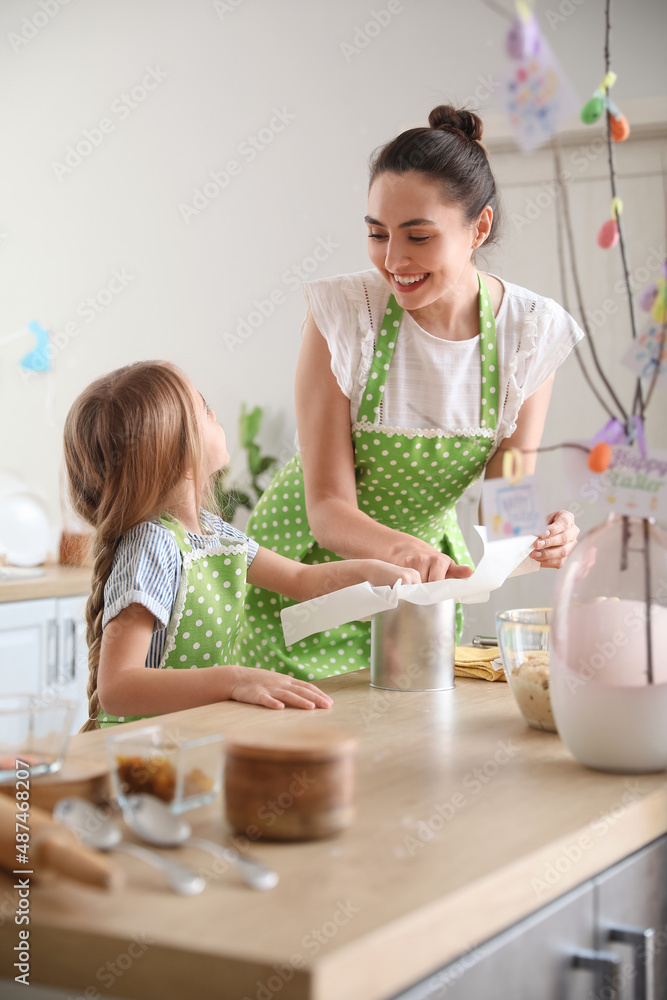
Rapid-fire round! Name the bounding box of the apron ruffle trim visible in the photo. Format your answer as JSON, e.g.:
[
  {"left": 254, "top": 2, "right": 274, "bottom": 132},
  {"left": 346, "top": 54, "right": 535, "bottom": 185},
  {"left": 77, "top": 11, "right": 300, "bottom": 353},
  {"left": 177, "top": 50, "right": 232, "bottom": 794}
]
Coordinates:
[
  {"left": 185, "top": 542, "right": 248, "bottom": 560},
  {"left": 160, "top": 565, "right": 189, "bottom": 668},
  {"left": 352, "top": 418, "right": 496, "bottom": 440}
]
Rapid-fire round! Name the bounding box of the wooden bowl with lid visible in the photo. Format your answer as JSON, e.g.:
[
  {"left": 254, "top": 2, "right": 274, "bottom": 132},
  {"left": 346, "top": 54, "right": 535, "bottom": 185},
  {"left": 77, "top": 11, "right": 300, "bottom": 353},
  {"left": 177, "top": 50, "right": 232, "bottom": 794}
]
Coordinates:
[{"left": 224, "top": 726, "right": 358, "bottom": 841}]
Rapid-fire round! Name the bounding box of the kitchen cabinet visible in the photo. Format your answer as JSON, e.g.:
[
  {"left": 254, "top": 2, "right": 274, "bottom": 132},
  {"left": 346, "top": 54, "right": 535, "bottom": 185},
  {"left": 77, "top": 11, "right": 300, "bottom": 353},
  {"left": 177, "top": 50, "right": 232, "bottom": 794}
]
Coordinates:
[
  {"left": 0, "top": 598, "right": 58, "bottom": 697},
  {"left": 393, "top": 836, "right": 667, "bottom": 1000},
  {"left": 3, "top": 847, "right": 663, "bottom": 1000},
  {"left": 595, "top": 835, "right": 667, "bottom": 1000},
  {"left": 3, "top": 673, "right": 667, "bottom": 1000},
  {"left": 0, "top": 594, "right": 89, "bottom": 731},
  {"left": 55, "top": 594, "right": 90, "bottom": 733},
  {"left": 390, "top": 881, "right": 597, "bottom": 1000}
]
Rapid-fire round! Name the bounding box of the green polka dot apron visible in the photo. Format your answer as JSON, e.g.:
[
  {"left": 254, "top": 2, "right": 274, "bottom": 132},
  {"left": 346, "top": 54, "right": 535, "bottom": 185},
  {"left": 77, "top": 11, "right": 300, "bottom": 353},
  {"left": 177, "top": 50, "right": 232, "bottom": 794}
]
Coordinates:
[
  {"left": 98, "top": 515, "right": 247, "bottom": 727},
  {"left": 236, "top": 276, "right": 499, "bottom": 680}
]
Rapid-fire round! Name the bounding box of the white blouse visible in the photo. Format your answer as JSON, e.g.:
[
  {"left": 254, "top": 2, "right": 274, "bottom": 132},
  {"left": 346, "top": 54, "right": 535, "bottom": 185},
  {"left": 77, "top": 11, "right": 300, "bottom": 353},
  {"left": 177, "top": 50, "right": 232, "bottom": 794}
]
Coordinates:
[{"left": 303, "top": 268, "right": 584, "bottom": 443}]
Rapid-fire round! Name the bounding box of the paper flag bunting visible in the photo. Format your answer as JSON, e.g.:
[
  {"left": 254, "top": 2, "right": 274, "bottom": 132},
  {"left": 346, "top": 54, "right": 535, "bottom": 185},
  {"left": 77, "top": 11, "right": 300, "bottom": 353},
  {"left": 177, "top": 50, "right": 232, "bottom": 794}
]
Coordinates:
[
  {"left": 621, "top": 316, "right": 667, "bottom": 390},
  {"left": 500, "top": 27, "right": 579, "bottom": 153},
  {"left": 20, "top": 321, "right": 51, "bottom": 372}
]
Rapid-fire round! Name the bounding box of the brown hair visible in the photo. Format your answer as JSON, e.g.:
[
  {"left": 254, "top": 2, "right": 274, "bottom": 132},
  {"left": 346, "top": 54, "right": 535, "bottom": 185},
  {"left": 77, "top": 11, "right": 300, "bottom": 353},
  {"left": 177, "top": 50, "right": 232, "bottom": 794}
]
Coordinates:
[
  {"left": 369, "top": 104, "right": 502, "bottom": 249},
  {"left": 63, "top": 361, "right": 212, "bottom": 731}
]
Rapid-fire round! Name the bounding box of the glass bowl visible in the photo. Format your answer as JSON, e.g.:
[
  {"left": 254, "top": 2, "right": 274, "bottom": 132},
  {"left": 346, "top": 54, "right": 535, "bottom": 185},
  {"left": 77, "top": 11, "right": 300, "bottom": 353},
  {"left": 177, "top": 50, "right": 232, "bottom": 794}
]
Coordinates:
[
  {"left": 0, "top": 695, "right": 76, "bottom": 782},
  {"left": 106, "top": 724, "right": 224, "bottom": 813},
  {"left": 495, "top": 608, "right": 556, "bottom": 733},
  {"left": 551, "top": 514, "right": 667, "bottom": 773}
]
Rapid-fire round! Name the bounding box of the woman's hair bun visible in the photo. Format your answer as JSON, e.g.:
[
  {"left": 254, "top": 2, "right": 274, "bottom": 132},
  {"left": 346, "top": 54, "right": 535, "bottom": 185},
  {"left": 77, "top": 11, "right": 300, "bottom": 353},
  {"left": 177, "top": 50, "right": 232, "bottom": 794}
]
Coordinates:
[{"left": 428, "top": 105, "right": 484, "bottom": 142}]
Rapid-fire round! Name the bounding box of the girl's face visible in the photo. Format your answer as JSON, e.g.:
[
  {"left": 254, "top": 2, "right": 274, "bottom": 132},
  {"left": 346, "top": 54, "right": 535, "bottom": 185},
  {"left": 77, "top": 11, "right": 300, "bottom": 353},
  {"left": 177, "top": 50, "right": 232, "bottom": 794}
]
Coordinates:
[
  {"left": 196, "top": 390, "right": 229, "bottom": 475},
  {"left": 366, "top": 171, "right": 484, "bottom": 307}
]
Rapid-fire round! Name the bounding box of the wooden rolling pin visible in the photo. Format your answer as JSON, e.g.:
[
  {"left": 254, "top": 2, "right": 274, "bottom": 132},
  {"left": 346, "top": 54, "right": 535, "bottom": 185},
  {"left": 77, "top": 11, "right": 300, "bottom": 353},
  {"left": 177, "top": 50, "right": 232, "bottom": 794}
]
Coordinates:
[{"left": 0, "top": 794, "right": 123, "bottom": 890}]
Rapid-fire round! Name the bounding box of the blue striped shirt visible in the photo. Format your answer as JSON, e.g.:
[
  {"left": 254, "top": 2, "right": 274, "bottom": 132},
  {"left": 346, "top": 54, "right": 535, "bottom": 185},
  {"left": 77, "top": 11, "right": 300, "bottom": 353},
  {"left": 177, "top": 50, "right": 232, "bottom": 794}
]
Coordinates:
[{"left": 102, "top": 510, "right": 259, "bottom": 669}]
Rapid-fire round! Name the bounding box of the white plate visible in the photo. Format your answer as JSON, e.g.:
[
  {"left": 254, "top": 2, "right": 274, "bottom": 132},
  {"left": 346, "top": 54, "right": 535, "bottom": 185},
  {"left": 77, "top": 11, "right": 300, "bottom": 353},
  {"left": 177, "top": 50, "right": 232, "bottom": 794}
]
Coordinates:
[{"left": 0, "top": 492, "right": 51, "bottom": 567}]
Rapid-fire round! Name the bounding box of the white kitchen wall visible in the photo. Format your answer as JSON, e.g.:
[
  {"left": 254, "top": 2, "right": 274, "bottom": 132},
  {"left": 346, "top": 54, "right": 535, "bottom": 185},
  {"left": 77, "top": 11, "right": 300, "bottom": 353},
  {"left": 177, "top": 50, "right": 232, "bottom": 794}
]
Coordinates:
[{"left": 0, "top": 0, "right": 665, "bottom": 633}]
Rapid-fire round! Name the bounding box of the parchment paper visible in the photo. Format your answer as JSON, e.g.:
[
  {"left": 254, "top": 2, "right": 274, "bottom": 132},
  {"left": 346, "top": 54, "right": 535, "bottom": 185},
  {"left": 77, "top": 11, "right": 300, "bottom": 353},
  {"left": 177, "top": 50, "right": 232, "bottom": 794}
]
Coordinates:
[{"left": 281, "top": 527, "right": 539, "bottom": 646}]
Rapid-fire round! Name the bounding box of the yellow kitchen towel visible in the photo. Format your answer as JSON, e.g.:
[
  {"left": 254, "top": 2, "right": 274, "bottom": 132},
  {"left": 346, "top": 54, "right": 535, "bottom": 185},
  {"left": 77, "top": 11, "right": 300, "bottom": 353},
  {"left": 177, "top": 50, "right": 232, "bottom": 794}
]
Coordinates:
[{"left": 455, "top": 646, "right": 505, "bottom": 682}]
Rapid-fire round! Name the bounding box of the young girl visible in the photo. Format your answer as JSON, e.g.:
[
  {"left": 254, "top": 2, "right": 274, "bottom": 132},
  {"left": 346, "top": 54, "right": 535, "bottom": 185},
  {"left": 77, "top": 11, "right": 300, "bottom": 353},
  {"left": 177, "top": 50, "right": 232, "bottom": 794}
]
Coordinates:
[{"left": 64, "top": 361, "right": 418, "bottom": 730}]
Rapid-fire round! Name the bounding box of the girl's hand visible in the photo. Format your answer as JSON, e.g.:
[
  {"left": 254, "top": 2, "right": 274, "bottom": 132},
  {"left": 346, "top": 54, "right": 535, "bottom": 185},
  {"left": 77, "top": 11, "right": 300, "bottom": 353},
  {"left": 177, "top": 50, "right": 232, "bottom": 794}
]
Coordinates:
[
  {"left": 249, "top": 548, "right": 423, "bottom": 602},
  {"left": 228, "top": 666, "right": 333, "bottom": 711},
  {"left": 530, "top": 510, "right": 580, "bottom": 568},
  {"left": 385, "top": 537, "right": 474, "bottom": 584},
  {"left": 351, "top": 559, "right": 422, "bottom": 588}
]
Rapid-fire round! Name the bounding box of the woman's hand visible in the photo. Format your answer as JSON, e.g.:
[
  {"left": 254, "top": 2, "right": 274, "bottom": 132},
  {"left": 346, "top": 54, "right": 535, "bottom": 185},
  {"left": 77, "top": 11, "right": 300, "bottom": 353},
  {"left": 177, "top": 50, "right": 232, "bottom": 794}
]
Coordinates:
[
  {"left": 530, "top": 510, "right": 580, "bottom": 568},
  {"left": 385, "top": 537, "right": 474, "bottom": 583},
  {"left": 228, "top": 666, "right": 333, "bottom": 711}
]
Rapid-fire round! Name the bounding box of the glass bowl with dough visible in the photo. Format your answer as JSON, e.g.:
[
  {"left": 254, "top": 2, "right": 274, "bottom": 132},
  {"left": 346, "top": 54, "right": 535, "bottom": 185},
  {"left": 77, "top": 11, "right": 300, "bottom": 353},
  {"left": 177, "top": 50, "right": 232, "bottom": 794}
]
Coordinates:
[{"left": 496, "top": 608, "right": 556, "bottom": 733}]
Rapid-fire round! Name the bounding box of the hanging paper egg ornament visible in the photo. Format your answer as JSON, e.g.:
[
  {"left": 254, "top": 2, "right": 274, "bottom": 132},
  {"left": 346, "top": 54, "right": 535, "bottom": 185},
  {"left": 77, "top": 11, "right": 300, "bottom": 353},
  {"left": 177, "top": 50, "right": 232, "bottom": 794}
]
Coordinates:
[
  {"left": 610, "top": 112, "right": 630, "bottom": 142},
  {"left": 597, "top": 219, "right": 619, "bottom": 249},
  {"left": 588, "top": 442, "right": 612, "bottom": 473},
  {"left": 597, "top": 198, "right": 622, "bottom": 250},
  {"left": 639, "top": 284, "right": 659, "bottom": 312},
  {"left": 606, "top": 97, "right": 630, "bottom": 142},
  {"left": 581, "top": 74, "right": 618, "bottom": 127},
  {"left": 505, "top": 11, "right": 540, "bottom": 60},
  {"left": 505, "top": 15, "right": 525, "bottom": 59},
  {"left": 581, "top": 92, "right": 605, "bottom": 124},
  {"left": 637, "top": 264, "right": 667, "bottom": 322},
  {"left": 652, "top": 281, "right": 667, "bottom": 324}
]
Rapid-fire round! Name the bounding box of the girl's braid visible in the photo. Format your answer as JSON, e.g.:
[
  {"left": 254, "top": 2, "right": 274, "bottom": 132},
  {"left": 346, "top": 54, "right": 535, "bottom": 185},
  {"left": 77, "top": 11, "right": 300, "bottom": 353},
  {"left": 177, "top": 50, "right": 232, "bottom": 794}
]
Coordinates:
[{"left": 79, "top": 531, "right": 119, "bottom": 731}]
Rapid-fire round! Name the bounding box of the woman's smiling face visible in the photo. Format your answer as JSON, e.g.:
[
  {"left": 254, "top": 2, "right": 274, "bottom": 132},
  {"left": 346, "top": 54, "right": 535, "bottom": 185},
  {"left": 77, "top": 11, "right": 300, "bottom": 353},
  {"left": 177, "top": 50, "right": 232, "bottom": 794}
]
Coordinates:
[{"left": 366, "top": 171, "right": 483, "bottom": 307}]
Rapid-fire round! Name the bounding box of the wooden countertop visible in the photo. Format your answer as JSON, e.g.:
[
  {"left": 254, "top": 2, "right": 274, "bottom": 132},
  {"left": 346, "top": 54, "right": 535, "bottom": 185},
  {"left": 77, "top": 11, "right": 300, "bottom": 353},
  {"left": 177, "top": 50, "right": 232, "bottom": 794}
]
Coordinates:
[
  {"left": 2, "top": 672, "right": 667, "bottom": 1000},
  {"left": 0, "top": 564, "right": 91, "bottom": 603}
]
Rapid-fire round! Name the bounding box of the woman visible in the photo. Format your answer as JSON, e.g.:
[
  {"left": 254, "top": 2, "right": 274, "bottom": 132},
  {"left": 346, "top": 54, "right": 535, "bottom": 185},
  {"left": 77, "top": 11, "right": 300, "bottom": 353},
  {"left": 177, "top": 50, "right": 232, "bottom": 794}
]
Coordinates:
[{"left": 235, "top": 105, "right": 582, "bottom": 679}]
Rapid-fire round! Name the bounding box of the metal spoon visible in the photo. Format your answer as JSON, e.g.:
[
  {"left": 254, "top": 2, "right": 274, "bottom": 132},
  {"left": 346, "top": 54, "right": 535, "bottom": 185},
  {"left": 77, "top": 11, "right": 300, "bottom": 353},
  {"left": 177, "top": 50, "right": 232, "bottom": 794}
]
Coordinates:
[
  {"left": 53, "top": 797, "right": 205, "bottom": 896},
  {"left": 122, "top": 794, "right": 279, "bottom": 891}
]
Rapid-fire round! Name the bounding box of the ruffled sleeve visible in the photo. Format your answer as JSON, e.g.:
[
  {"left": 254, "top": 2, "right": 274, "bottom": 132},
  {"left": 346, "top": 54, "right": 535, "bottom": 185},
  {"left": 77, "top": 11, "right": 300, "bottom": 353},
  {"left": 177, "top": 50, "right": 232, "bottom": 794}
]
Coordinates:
[
  {"left": 102, "top": 522, "right": 179, "bottom": 632},
  {"left": 498, "top": 295, "right": 585, "bottom": 440},
  {"left": 302, "top": 271, "right": 381, "bottom": 406}
]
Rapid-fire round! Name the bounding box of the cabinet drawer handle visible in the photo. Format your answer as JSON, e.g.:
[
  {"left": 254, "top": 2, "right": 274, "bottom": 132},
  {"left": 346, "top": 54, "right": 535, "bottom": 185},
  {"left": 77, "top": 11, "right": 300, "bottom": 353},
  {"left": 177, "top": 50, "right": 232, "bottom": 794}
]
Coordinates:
[
  {"left": 46, "top": 619, "right": 59, "bottom": 688},
  {"left": 608, "top": 925, "right": 655, "bottom": 1000},
  {"left": 571, "top": 949, "right": 621, "bottom": 999},
  {"left": 65, "top": 618, "right": 77, "bottom": 681}
]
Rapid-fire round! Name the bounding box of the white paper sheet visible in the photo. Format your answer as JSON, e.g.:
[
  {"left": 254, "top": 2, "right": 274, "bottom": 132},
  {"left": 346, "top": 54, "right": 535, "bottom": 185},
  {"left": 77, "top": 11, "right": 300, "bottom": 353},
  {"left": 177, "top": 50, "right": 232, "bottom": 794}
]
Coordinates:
[{"left": 281, "top": 527, "right": 539, "bottom": 646}]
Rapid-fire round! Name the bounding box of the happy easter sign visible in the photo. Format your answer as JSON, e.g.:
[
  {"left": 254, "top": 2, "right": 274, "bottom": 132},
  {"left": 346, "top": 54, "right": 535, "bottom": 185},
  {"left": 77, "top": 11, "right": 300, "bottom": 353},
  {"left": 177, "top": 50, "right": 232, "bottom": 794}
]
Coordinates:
[{"left": 565, "top": 445, "right": 667, "bottom": 521}]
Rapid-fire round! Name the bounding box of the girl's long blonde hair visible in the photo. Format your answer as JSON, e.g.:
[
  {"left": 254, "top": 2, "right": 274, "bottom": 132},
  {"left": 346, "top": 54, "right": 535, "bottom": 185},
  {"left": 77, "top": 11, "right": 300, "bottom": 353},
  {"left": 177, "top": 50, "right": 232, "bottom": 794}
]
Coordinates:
[{"left": 63, "top": 361, "right": 211, "bottom": 731}]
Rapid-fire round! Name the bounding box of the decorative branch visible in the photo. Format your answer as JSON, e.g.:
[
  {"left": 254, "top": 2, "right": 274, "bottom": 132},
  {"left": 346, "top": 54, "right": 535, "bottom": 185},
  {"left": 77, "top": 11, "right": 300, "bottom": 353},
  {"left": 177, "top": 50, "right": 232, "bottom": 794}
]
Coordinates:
[
  {"left": 639, "top": 166, "right": 667, "bottom": 418},
  {"left": 603, "top": 0, "right": 653, "bottom": 688},
  {"left": 602, "top": 0, "right": 644, "bottom": 419},
  {"left": 643, "top": 517, "right": 654, "bottom": 685},
  {"left": 552, "top": 143, "right": 618, "bottom": 420},
  {"left": 551, "top": 139, "right": 629, "bottom": 422},
  {"left": 478, "top": 0, "right": 515, "bottom": 22},
  {"left": 641, "top": 322, "right": 667, "bottom": 414}
]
